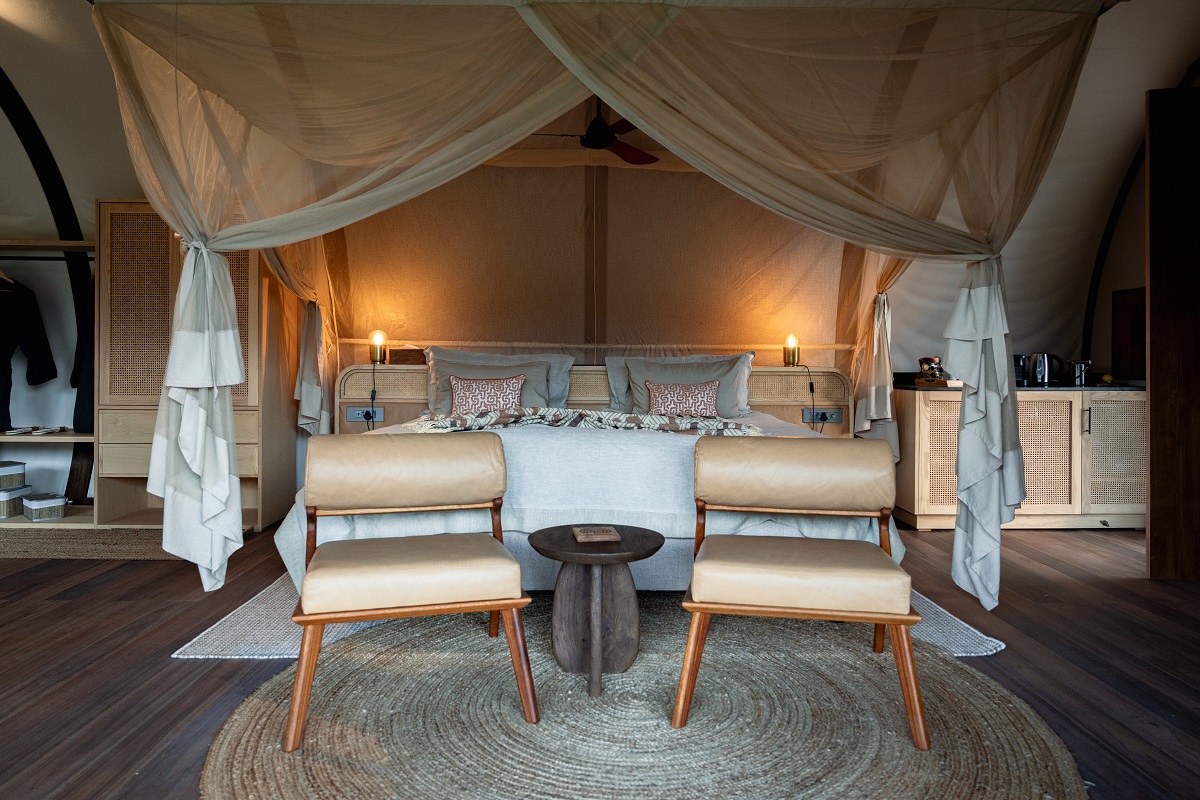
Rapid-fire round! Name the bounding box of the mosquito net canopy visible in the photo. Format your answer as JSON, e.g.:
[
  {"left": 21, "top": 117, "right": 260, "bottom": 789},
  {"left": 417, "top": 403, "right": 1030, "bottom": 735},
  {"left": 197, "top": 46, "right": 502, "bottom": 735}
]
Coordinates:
[{"left": 93, "top": 0, "right": 1104, "bottom": 607}]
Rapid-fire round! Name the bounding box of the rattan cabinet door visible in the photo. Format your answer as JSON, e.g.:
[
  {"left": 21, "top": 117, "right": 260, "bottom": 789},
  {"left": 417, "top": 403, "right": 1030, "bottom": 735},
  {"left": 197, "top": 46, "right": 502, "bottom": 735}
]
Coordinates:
[
  {"left": 96, "top": 201, "right": 259, "bottom": 408},
  {"left": 1081, "top": 391, "right": 1147, "bottom": 515},
  {"left": 1015, "top": 391, "right": 1081, "bottom": 515},
  {"left": 920, "top": 394, "right": 962, "bottom": 516},
  {"left": 916, "top": 390, "right": 1081, "bottom": 517},
  {"left": 97, "top": 202, "right": 179, "bottom": 406}
]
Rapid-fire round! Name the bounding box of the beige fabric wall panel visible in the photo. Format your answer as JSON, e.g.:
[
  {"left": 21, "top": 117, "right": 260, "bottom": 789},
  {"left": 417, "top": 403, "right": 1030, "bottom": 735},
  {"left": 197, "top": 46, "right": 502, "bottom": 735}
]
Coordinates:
[
  {"left": 340, "top": 167, "right": 587, "bottom": 344},
  {"left": 607, "top": 170, "right": 842, "bottom": 361}
]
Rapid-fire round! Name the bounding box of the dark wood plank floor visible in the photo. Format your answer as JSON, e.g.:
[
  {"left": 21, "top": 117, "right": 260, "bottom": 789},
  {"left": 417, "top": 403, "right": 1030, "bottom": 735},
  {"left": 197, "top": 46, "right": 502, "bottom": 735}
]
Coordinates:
[
  {"left": 1, "top": 526, "right": 1197, "bottom": 799},
  {"left": 0, "top": 529, "right": 292, "bottom": 800}
]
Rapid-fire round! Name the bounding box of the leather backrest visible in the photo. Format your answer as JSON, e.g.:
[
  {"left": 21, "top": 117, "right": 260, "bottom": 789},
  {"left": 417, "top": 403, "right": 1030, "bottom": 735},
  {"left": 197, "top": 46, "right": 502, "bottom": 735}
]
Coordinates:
[
  {"left": 694, "top": 436, "right": 894, "bottom": 513},
  {"left": 305, "top": 432, "right": 506, "bottom": 511}
]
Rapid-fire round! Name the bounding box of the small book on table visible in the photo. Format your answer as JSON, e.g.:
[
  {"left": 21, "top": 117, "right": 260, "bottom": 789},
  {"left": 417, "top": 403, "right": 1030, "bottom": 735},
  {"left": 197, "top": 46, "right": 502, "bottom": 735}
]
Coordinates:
[{"left": 572, "top": 525, "right": 621, "bottom": 543}]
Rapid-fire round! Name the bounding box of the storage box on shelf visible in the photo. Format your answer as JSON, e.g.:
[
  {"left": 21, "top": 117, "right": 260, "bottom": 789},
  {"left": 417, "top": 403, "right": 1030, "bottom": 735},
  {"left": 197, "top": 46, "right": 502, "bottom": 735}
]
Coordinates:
[
  {"left": 23, "top": 493, "right": 67, "bottom": 522},
  {"left": 94, "top": 200, "right": 299, "bottom": 530},
  {"left": 894, "top": 386, "right": 1146, "bottom": 530},
  {"left": 0, "top": 460, "right": 25, "bottom": 488},
  {"left": 0, "top": 435, "right": 98, "bottom": 527}
]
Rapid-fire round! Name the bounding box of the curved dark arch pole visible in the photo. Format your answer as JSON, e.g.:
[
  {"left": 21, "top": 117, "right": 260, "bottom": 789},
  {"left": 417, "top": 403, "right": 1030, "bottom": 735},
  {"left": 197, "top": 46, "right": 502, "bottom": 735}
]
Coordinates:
[
  {"left": 1081, "top": 55, "right": 1200, "bottom": 360},
  {"left": 0, "top": 65, "right": 96, "bottom": 500}
]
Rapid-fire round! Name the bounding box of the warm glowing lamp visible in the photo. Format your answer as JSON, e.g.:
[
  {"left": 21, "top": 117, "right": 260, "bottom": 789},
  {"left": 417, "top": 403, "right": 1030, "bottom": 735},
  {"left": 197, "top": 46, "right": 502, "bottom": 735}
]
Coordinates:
[
  {"left": 368, "top": 330, "right": 387, "bottom": 364},
  {"left": 783, "top": 333, "right": 800, "bottom": 367}
]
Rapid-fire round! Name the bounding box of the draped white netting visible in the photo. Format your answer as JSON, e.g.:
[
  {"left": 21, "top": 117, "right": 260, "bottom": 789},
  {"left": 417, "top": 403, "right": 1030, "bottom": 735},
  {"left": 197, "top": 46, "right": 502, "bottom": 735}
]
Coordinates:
[{"left": 94, "top": 0, "right": 1101, "bottom": 606}]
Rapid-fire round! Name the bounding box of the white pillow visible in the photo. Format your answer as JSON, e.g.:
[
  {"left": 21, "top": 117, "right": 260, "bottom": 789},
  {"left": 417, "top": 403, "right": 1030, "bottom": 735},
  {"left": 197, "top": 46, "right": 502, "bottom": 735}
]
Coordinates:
[
  {"left": 605, "top": 352, "right": 754, "bottom": 415},
  {"left": 425, "top": 346, "right": 574, "bottom": 408}
]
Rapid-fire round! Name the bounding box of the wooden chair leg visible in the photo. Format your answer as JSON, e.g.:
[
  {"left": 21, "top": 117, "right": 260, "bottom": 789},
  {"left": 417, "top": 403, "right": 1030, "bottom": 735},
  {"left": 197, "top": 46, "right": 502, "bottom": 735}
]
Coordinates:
[
  {"left": 488, "top": 610, "right": 500, "bottom": 638},
  {"left": 888, "top": 623, "right": 931, "bottom": 750},
  {"left": 283, "top": 622, "right": 326, "bottom": 752},
  {"left": 671, "top": 611, "right": 712, "bottom": 728},
  {"left": 873, "top": 623, "right": 886, "bottom": 653},
  {"left": 500, "top": 608, "right": 540, "bottom": 723}
]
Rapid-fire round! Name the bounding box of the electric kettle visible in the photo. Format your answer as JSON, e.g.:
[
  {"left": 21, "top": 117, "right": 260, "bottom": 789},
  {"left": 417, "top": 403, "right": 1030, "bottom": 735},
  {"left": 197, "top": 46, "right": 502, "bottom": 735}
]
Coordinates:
[{"left": 1027, "top": 353, "right": 1064, "bottom": 386}]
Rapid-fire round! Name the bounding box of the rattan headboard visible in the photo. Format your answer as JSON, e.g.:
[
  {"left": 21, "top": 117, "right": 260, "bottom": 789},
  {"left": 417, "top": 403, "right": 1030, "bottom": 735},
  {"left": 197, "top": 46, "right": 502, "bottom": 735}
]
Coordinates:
[{"left": 335, "top": 364, "right": 853, "bottom": 436}]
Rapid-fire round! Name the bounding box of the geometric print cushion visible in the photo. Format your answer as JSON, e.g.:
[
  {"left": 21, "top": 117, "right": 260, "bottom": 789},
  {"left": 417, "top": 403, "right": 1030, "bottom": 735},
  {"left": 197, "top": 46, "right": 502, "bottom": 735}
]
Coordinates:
[
  {"left": 449, "top": 373, "right": 527, "bottom": 415},
  {"left": 645, "top": 379, "right": 720, "bottom": 418}
]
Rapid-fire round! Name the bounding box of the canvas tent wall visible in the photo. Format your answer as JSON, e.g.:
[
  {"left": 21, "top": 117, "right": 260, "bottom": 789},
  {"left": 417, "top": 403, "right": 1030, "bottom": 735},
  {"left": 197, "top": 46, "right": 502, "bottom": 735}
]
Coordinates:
[{"left": 87, "top": 0, "right": 1113, "bottom": 606}]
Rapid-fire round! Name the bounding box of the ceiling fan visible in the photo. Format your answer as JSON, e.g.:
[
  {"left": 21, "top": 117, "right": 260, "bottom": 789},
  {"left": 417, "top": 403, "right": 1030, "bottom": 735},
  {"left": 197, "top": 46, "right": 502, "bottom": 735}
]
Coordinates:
[{"left": 533, "top": 98, "right": 660, "bottom": 166}]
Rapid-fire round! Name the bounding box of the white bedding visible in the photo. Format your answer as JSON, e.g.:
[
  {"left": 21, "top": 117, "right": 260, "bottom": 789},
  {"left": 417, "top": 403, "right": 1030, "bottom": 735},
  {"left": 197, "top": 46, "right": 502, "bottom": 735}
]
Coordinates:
[{"left": 274, "top": 411, "right": 900, "bottom": 589}]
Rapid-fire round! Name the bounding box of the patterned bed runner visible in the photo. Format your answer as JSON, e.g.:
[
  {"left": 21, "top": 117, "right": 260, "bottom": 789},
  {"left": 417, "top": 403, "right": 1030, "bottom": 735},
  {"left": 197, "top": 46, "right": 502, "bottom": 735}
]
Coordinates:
[{"left": 398, "top": 407, "right": 765, "bottom": 436}]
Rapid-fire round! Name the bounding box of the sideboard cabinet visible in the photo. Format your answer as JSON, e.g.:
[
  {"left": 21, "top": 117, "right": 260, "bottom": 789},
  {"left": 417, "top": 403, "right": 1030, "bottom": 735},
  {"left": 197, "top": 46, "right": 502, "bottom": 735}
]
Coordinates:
[{"left": 894, "top": 387, "right": 1145, "bottom": 530}]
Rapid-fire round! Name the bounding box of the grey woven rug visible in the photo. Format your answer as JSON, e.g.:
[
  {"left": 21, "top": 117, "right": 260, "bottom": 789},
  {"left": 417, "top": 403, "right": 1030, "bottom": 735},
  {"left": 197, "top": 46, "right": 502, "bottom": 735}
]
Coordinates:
[
  {"left": 201, "top": 594, "right": 1074, "bottom": 800},
  {"left": 174, "top": 575, "right": 1003, "bottom": 660}
]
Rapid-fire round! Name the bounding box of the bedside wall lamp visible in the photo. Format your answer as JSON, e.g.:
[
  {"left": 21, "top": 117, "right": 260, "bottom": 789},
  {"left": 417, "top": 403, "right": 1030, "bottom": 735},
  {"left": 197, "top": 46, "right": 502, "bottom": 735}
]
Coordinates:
[{"left": 368, "top": 330, "right": 387, "bottom": 364}]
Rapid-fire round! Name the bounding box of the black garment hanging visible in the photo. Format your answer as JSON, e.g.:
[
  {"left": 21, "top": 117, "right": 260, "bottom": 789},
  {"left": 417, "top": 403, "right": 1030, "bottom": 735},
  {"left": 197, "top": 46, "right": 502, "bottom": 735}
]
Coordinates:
[{"left": 0, "top": 277, "right": 58, "bottom": 431}]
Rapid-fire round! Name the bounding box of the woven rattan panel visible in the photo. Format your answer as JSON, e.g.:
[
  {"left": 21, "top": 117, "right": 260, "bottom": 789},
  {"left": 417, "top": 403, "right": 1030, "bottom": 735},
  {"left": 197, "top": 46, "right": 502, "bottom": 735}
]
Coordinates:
[
  {"left": 1019, "top": 399, "right": 1073, "bottom": 506},
  {"left": 927, "top": 398, "right": 961, "bottom": 507},
  {"left": 1088, "top": 398, "right": 1146, "bottom": 505},
  {"left": 227, "top": 249, "right": 251, "bottom": 404},
  {"left": 341, "top": 368, "right": 429, "bottom": 402},
  {"left": 926, "top": 396, "right": 1074, "bottom": 509},
  {"left": 566, "top": 370, "right": 612, "bottom": 404},
  {"left": 107, "top": 212, "right": 173, "bottom": 401},
  {"left": 748, "top": 370, "right": 848, "bottom": 405}
]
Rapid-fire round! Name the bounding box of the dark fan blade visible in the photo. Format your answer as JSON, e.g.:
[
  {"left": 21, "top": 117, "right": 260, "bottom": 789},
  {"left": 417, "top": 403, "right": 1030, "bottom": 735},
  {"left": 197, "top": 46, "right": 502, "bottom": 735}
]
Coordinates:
[
  {"left": 609, "top": 118, "right": 637, "bottom": 135},
  {"left": 608, "top": 140, "right": 659, "bottom": 165}
]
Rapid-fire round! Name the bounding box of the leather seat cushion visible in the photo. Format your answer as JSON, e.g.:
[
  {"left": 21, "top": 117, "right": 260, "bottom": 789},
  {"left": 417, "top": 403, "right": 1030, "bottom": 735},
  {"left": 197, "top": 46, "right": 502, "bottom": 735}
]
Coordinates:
[
  {"left": 691, "top": 535, "right": 911, "bottom": 615},
  {"left": 301, "top": 533, "right": 521, "bottom": 614}
]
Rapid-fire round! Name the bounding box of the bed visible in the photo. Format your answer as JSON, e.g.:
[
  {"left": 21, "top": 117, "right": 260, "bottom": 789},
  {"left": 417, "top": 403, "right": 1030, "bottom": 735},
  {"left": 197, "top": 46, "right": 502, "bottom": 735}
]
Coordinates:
[{"left": 275, "top": 356, "right": 897, "bottom": 591}]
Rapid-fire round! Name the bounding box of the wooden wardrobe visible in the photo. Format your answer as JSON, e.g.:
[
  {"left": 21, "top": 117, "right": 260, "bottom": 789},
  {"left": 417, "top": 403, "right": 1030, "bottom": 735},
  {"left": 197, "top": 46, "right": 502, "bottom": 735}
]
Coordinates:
[{"left": 95, "top": 200, "right": 299, "bottom": 531}]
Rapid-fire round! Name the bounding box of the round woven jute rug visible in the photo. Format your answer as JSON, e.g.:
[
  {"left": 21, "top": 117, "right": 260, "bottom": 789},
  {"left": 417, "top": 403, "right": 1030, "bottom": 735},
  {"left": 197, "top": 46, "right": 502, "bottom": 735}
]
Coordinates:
[{"left": 202, "top": 595, "right": 1084, "bottom": 800}]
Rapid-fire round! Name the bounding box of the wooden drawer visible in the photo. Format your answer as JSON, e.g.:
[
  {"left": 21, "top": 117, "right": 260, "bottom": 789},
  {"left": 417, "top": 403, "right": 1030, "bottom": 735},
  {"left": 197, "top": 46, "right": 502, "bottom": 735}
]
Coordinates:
[
  {"left": 99, "top": 410, "right": 259, "bottom": 444},
  {"left": 99, "top": 443, "right": 259, "bottom": 477}
]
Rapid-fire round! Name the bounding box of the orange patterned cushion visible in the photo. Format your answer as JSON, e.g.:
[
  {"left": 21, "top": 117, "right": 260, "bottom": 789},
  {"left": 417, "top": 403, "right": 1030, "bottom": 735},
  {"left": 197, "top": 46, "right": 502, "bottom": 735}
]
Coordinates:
[
  {"left": 449, "top": 373, "right": 526, "bottom": 415},
  {"left": 645, "top": 379, "right": 720, "bottom": 418}
]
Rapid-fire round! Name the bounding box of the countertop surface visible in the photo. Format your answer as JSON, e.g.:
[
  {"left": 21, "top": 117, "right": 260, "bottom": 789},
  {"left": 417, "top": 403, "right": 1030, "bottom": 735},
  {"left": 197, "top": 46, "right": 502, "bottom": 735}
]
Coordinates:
[{"left": 895, "top": 383, "right": 1145, "bottom": 392}]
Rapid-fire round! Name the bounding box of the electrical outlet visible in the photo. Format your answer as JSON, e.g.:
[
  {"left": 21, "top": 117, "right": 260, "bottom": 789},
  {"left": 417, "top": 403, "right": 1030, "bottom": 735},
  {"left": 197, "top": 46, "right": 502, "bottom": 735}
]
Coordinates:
[
  {"left": 802, "top": 407, "right": 843, "bottom": 424},
  {"left": 346, "top": 406, "right": 383, "bottom": 423}
]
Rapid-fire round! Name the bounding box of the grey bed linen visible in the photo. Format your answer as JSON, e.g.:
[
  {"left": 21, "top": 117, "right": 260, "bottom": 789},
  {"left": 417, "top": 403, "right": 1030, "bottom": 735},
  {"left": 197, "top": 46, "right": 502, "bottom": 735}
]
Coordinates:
[{"left": 274, "top": 412, "right": 899, "bottom": 590}]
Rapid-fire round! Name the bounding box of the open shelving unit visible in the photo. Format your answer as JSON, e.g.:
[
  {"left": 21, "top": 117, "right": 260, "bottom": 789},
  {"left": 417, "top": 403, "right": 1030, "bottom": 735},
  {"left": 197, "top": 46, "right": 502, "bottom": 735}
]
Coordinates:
[{"left": 1, "top": 240, "right": 97, "bottom": 528}]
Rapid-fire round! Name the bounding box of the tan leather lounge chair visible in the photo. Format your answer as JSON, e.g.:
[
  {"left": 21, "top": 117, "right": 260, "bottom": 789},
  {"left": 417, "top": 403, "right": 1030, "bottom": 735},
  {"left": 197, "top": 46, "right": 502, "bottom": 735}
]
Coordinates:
[
  {"left": 282, "top": 431, "right": 539, "bottom": 752},
  {"left": 672, "top": 436, "right": 930, "bottom": 750}
]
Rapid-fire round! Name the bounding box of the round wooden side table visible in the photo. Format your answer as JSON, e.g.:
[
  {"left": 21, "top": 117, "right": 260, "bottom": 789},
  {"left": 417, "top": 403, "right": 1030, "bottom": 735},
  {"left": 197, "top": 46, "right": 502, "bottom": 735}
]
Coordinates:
[{"left": 527, "top": 525, "right": 665, "bottom": 697}]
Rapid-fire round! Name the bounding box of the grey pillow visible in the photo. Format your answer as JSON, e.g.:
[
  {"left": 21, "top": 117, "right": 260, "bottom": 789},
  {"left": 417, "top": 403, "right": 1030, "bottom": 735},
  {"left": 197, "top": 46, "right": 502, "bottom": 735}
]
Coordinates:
[
  {"left": 625, "top": 358, "right": 747, "bottom": 419},
  {"left": 606, "top": 353, "right": 754, "bottom": 415},
  {"left": 425, "top": 346, "right": 574, "bottom": 407},
  {"left": 429, "top": 360, "right": 550, "bottom": 414}
]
